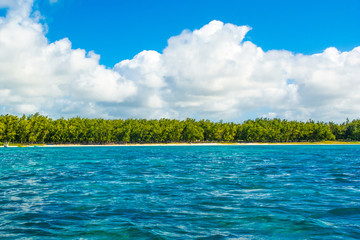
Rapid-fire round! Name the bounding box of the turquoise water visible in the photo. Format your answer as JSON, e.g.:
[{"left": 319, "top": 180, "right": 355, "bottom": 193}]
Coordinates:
[{"left": 1, "top": 145, "right": 360, "bottom": 239}]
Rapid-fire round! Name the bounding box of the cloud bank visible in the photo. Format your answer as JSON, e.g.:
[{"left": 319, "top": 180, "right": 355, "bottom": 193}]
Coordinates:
[{"left": 1, "top": 0, "right": 360, "bottom": 121}]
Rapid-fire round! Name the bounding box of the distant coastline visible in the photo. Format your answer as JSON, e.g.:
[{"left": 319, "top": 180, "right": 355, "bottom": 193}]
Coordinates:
[
  {"left": 2, "top": 114, "right": 360, "bottom": 146},
  {"left": 2, "top": 141, "right": 360, "bottom": 148}
]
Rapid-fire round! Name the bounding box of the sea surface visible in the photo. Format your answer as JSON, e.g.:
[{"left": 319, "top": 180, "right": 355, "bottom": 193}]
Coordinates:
[{"left": 1, "top": 145, "right": 360, "bottom": 239}]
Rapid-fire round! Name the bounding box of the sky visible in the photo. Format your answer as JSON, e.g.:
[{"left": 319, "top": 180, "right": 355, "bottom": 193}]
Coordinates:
[{"left": 0, "top": 0, "right": 360, "bottom": 122}]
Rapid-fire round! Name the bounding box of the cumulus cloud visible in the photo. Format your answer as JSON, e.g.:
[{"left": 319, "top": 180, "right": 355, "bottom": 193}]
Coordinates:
[
  {"left": 116, "top": 20, "right": 360, "bottom": 121},
  {"left": 0, "top": 0, "right": 136, "bottom": 118},
  {"left": 0, "top": 1, "right": 360, "bottom": 121}
]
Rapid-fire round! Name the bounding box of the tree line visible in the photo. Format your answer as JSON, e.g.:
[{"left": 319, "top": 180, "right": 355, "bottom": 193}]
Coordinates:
[{"left": 0, "top": 113, "right": 360, "bottom": 144}]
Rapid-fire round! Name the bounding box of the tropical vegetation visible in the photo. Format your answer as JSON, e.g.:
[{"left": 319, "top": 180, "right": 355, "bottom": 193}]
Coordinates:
[{"left": 0, "top": 113, "right": 360, "bottom": 144}]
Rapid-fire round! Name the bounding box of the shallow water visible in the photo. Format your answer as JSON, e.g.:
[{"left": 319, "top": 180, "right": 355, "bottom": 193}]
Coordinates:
[{"left": 1, "top": 145, "right": 360, "bottom": 239}]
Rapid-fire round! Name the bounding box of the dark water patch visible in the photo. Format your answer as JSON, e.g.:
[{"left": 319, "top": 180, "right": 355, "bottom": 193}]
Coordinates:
[{"left": 327, "top": 207, "right": 360, "bottom": 216}]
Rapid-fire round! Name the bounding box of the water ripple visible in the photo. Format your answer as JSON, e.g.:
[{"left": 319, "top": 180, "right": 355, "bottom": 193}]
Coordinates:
[{"left": 1, "top": 145, "right": 360, "bottom": 239}]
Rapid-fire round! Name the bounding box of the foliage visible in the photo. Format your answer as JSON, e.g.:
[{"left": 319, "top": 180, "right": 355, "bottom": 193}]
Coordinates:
[{"left": 0, "top": 113, "right": 359, "bottom": 144}]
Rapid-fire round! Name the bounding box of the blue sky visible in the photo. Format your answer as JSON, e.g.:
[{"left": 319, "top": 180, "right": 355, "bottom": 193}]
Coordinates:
[
  {"left": 36, "top": 0, "right": 360, "bottom": 67},
  {"left": 0, "top": 0, "right": 360, "bottom": 121}
]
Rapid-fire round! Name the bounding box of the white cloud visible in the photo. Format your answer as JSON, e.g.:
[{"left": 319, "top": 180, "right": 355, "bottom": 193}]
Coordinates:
[
  {"left": 0, "top": 1, "right": 137, "bottom": 118},
  {"left": 115, "top": 20, "right": 360, "bottom": 121},
  {"left": 0, "top": 2, "right": 360, "bottom": 122}
]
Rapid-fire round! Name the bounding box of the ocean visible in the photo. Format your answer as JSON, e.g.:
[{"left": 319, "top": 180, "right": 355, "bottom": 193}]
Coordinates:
[{"left": 1, "top": 145, "right": 359, "bottom": 239}]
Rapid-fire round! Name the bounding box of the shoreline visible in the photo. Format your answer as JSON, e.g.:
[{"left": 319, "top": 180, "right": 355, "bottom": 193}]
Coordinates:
[{"left": 2, "top": 141, "right": 360, "bottom": 147}]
